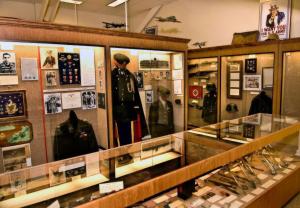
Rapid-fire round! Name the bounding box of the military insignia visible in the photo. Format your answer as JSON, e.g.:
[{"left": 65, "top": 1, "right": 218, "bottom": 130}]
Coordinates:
[
  {"left": 58, "top": 53, "right": 81, "bottom": 85},
  {"left": 0, "top": 91, "right": 27, "bottom": 121}
]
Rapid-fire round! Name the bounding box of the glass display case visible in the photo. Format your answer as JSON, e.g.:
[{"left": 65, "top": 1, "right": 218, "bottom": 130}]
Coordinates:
[
  {"left": 110, "top": 48, "right": 185, "bottom": 143},
  {"left": 282, "top": 51, "right": 300, "bottom": 117},
  {"left": 221, "top": 54, "right": 274, "bottom": 121},
  {"left": 0, "top": 113, "right": 299, "bottom": 208},
  {"left": 188, "top": 57, "right": 218, "bottom": 129},
  {"left": 0, "top": 41, "right": 107, "bottom": 172}
]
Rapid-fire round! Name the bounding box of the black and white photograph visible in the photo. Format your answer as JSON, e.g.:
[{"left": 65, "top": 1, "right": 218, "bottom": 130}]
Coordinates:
[
  {"left": 40, "top": 48, "right": 58, "bottom": 69},
  {"left": 134, "top": 72, "right": 144, "bottom": 89},
  {"left": 98, "top": 93, "right": 106, "bottom": 109},
  {"left": 44, "top": 93, "right": 62, "bottom": 114},
  {"left": 0, "top": 52, "right": 16, "bottom": 75},
  {"left": 245, "top": 58, "right": 257, "bottom": 73},
  {"left": 145, "top": 90, "right": 153, "bottom": 103},
  {"left": 45, "top": 71, "right": 57, "bottom": 86},
  {"left": 243, "top": 75, "right": 262, "bottom": 91},
  {"left": 81, "top": 90, "right": 96, "bottom": 109}
]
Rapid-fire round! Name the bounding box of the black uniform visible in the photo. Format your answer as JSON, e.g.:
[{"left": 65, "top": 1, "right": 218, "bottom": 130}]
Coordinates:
[
  {"left": 248, "top": 91, "right": 272, "bottom": 115},
  {"left": 202, "top": 92, "right": 217, "bottom": 124}
]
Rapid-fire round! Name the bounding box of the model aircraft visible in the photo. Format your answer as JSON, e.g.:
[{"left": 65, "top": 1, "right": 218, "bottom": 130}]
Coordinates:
[
  {"left": 102, "top": 22, "right": 126, "bottom": 29},
  {"left": 193, "top": 41, "right": 207, "bottom": 48},
  {"left": 155, "top": 16, "right": 181, "bottom": 23}
]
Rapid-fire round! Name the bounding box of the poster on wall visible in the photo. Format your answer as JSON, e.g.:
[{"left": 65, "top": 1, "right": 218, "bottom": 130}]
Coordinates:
[
  {"left": 21, "top": 58, "right": 39, "bottom": 81},
  {"left": 40, "top": 48, "right": 58, "bottom": 69},
  {"left": 81, "top": 90, "right": 97, "bottom": 110},
  {"left": 259, "top": 0, "right": 291, "bottom": 41},
  {"left": 61, "top": 92, "right": 82, "bottom": 109},
  {"left": 0, "top": 52, "right": 16, "bottom": 75},
  {"left": 44, "top": 93, "right": 62, "bottom": 114},
  {"left": 58, "top": 53, "right": 81, "bottom": 85},
  {"left": 0, "top": 90, "right": 27, "bottom": 121}
]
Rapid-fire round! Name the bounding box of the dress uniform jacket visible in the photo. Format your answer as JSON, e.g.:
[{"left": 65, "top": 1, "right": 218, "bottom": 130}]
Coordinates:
[
  {"left": 149, "top": 100, "right": 174, "bottom": 138},
  {"left": 248, "top": 91, "right": 272, "bottom": 115},
  {"left": 54, "top": 119, "right": 98, "bottom": 161},
  {"left": 202, "top": 92, "right": 217, "bottom": 124}
]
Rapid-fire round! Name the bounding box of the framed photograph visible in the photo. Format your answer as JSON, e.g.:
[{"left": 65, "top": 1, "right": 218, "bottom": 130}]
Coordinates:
[
  {"left": 144, "top": 26, "right": 158, "bottom": 35},
  {"left": 262, "top": 67, "right": 274, "bottom": 89},
  {"left": 81, "top": 90, "right": 97, "bottom": 110},
  {"left": 98, "top": 93, "right": 106, "bottom": 109},
  {"left": 61, "top": 92, "right": 82, "bottom": 109},
  {"left": 58, "top": 52, "right": 81, "bottom": 85},
  {"left": 259, "top": 0, "right": 291, "bottom": 41},
  {"left": 45, "top": 71, "right": 57, "bottom": 86},
  {"left": 21, "top": 58, "right": 38, "bottom": 81},
  {"left": 40, "top": 48, "right": 58, "bottom": 69},
  {"left": 44, "top": 93, "right": 62, "bottom": 114},
  {"left": 245, "top": 58, "right": 257, "bottom": 73},
  {"left": 0, "top": 90, "right": 27, "bottom": 121},
  {"left": 139, "top": 53, "right": 170, "bottom": 71},
  {"left": 0, "top": 121, "right": 33, "bottom": 147},
  {"left": 243, "top": 75, "right": 262, "bottom": 91},
  {"left": 134, "top": 72, "right": 144, "bottom": 89},
  {"left": 0, "top": 52, "right": 16, "bottom": 75},
  {"left": 227, "top": 61, "right": 243, "bottom": 99},
  {"left": 145, "top": 90, "right": 153, "bottom": 103}
]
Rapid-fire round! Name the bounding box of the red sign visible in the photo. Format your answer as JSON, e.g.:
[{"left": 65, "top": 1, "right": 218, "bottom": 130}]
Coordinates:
[{"left": 189, "top": 86, "right": 203, "bottom": 99}]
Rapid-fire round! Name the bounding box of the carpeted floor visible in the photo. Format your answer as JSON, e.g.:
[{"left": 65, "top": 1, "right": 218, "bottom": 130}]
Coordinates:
[{"left": 284, "top": 192, "right": 300, "bottom": 208}]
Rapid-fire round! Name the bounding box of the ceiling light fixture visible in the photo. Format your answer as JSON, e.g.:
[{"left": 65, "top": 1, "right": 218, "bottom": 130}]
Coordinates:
[
  {"left": 107, "top": 0, "right": 128, "bottom": 7},
  {"left": 60, "top": 0, "right": 83, "bottom": 5}
]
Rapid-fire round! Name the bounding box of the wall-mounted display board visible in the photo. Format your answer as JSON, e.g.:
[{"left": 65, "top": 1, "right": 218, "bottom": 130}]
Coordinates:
[{"left": 0, "top": 18, "right": 189, "bottom": 173}]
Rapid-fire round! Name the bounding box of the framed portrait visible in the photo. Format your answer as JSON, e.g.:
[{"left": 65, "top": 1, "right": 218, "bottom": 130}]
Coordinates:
[
  {"left": 262, "top": 67, "right": 274, "bottom": 89},
  {"left": 227, "top": 61, "right": 243, "bottom": 99},
  {"left": 245, "top": 58, "right": 257, "bottom": 73},
  {"left": 243, "top": 75, "right": 262, "bottom": 91},
  {"left": 58, "top": 52, "right": 81, "bottom": 85},
  {"left": 0, "top": 90, "right": 27, "bottom": 121},
  {"left": 0, "top": 52, "right": 16, "bottom": 75},
  {"left": 45, "top": 71, "right": 57, "bottom": 87},
  {"left": 259, "top": 0, "right": 291, "bottom": 41},
  {"left": 81, "top": 90, "right": 97, "bottom": 110},
  {"left": 0, "top": 121, "right": 33, "bottom": 148},
  {"left": 44, "top": 93, "right": 62, "bottom": 114},
  {"left": 40, "top": 47, "right": 58, "bottom": 69},
  {"left": 145, "top": 90, "right": 153, "bottom": 103}
]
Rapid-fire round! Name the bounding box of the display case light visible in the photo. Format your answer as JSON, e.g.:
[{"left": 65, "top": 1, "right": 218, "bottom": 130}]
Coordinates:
[
  {"left": 60, "top": 0, "right": 83, "bottom": 5},
  {"left": 107, "top": 0, "right": 128, "bottom": 7}
]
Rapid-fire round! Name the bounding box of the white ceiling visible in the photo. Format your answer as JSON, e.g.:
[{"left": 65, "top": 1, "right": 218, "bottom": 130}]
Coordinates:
[{"left": 12, "top": 0, "right": 176, "bottom": 17}]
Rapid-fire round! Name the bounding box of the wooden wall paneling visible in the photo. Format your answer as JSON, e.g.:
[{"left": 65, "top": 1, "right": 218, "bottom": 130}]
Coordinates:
[{"left": 78, "top": 122, "right": 300, "bottom": 208}]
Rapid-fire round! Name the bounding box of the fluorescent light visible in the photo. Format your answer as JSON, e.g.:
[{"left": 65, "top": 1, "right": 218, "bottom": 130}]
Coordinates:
[
  {"left": 60, "top": 0, "right": 83, "bottom": 5},
  {"left": 107, "top": 0, "right": 127, "bottom": 7}
]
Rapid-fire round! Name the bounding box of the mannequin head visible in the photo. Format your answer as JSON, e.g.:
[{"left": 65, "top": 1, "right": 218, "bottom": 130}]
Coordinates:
[
  {"left": 113, "top": 53, "right": 130, "bottom": 69},
  {"left": 206, "top": 83, "right": 217, "bottom": 93}
]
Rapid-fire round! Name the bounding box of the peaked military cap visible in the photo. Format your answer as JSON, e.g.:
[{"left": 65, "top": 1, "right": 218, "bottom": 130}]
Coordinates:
[{"left": 114, "top": 53, "right": 130, "bottom": 64}]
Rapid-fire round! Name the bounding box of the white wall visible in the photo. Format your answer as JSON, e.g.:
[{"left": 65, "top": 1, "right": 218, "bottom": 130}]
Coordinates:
[{"left": 130, "top": 0, "right": 300, "bottom": 48}]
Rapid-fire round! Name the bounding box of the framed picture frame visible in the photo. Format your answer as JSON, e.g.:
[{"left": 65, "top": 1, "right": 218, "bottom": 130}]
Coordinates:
[
  {"left": 145, "top": 90, "right": 153, "bottom": 103},
  {"left": 262, "top": 67, "right": 274, "bottom": 89},
  {"left": 0, "top": 52, "right": 16, "bottom": 75},
  {"left": 0, "top": 90, "right": 27, "bottom": 121},
  {"left": 40, "top": 47, "right": 58, "bottom": 69},
  {"left": 259, "top": 0, "right": 291, "bottom": 41},
  {"left": 243, "top": 75, "right": 262, "bottom": 91},
  {"left": 245, "top": 58, "right": 257, "bottom": 73},
  {"left": 227, "top": 61, "right": 243, "bottom": 99}
]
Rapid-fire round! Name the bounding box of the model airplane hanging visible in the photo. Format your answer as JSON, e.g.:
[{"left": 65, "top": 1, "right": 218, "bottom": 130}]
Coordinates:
[
  {"left": 155, "top": 16, "right": 181, "bottom": 23},
  {"left": 193, "top": 41, "right": 207, "bottom": 48},
  {"left": 102, "top": 22, "right": 126, "bottom": 29}
]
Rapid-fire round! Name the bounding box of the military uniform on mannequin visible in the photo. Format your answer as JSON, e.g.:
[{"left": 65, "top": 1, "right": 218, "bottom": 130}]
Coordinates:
[
  {"left": 149, "top": 86, "right": 174, "bottom": 138},
  {"left": 202, "top": 83, "right": 217, "bottom": 124},
  {"left": 111, "top": 53, "right": 149, "bottom": 147},
  {"left": 53, "top": 110, "right": 98, "bottom": 161}
]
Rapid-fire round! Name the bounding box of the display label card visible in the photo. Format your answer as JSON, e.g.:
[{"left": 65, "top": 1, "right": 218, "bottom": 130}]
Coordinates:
[
  {"left": 241, "top": 194, "right": 255, "bottom": 202},
  {"left": 207, "top": 194, "right": 223, "bottom": 203},
  {"left": 0, "top": 75, "right": 18, "bottom": 85},
  {"left": 85, "top": 152, "right": 100, "bottom": 176},
  {"left": 283, "top": 168, "right": 292, "bottom": 174},
  {"left": 26, "top": 158, "right": 32, "bottom": 166},
  {"left": 153, "top": 195, "right": 169, "bottom": 204},
  {"left": 288, "top": 164, "right": 297, "bottom": 170},
  {"left": 252, "top": 187, "right": 264, "bottom": 195},
  {"left": 262, "top": 179, "right": 276, "bottom": 189},
  {"left": 47, "top": 200, "right": 60, "bottom": 208},
  {"left": 61, "top": 92, "right": 82, "bottom": 109},
  {"left": 21, "top": 58, "right": 39, "bottom": 81},
  {"left": 219, "top": 195, "right": 237, "bottom": 205},
  {"left": 257, "top": 173, "right": 268, "bottom": 180},
  {"left": 169, "top": 200, "right": 183, "bottom": 208},
  {"left": 273, "top": 174, "right": 284, "bottom": 180},
  {"left": 99, "top": 181, "right": 124, "bottom": 194},
  {"left": 80, "top": 48, "right": 96, "bottom": 86},
  {"left": 191, "top": 198, "right": 204, "bottom": 207},
  {"left": 193, "top": 186, "right": 212, "bottom": 197},
  {"left": 229, "top": 201, "right": 244, "bottom": 208}
]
